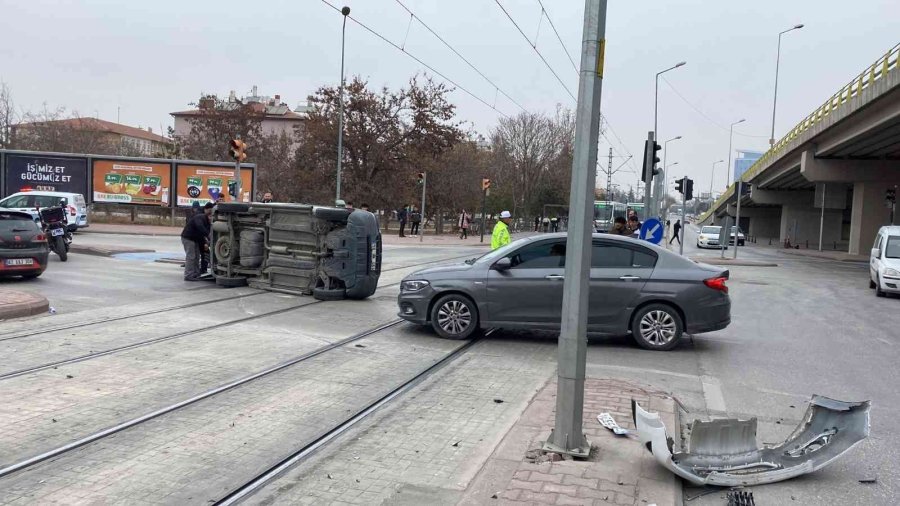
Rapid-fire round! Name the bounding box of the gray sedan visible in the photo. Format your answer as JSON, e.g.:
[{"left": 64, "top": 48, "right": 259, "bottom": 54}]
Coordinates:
[{"left": 397, "top": 233, "right": 731, "bottom": 350}]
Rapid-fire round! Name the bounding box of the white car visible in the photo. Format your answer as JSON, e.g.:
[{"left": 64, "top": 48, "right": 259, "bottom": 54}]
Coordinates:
[
  {"left": 870, "top": 225, "right": 900, "bottom": 297},
  {"left": 728, "top": 226, "right": 746, "bottom": 246},
  {"left": 0, "top": 191, "right": 88, "bottom": 231},
  {"left": 696, "top": 226, "right": 727, "bottom": 249}
]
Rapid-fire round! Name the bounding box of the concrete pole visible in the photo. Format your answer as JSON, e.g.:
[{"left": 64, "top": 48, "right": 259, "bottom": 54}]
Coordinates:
[
  {"left": 546, "top": 0, "right": 606, "bottom": 458},
  {"left": 336, "top": 7, "right": 350, "bottom": 203},
  {"left": 733, "top": 181, "right": 742, "bottom": 258},
  {"left": 818, "top": 183, "right": 826, "bottom": 251}
]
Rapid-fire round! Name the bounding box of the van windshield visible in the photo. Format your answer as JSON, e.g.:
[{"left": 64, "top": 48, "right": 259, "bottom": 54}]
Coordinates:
[
  {"left": 701, "top": 226, "right": 720, "bottom": 234},
  {"left": 886, "top": 236, "right": 900, "bottom": 259}
]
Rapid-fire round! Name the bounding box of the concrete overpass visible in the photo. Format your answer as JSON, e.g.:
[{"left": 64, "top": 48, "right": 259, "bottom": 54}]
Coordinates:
[{"left": 702, "top": 43, "right": 900, "bottom": 255}]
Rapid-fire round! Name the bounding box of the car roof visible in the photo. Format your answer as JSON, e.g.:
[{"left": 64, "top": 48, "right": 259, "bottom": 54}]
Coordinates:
[
  {"left": 6, "top": 191, "right": 83, "bottom": 197},
  {"left": 0, "top": 207, "right": 36, "bottom": 219},
  {"left": 879, "top": 225, "right": 900, "bottom": 234}
]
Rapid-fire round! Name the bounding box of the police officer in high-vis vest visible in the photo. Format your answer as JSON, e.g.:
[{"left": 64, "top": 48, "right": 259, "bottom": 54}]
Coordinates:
[{"left": 491, "top": 210, "right": 512, "bottom": 250}]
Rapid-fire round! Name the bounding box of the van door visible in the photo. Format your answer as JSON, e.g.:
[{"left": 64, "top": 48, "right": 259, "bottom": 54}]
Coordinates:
[{"left": 872, "top": 233, "right": 883, "bottom": 281}]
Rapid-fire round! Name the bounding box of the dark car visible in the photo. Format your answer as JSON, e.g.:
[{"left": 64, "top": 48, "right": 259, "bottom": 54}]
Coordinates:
[
  {"left": 398, "top": 233, "right": 731, "bottom": 351},
  {"left": 0, "top": 208, "right": 50, "bottom": 279}
]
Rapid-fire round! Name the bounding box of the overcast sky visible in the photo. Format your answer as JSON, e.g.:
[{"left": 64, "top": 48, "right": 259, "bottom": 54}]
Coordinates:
[{"left": 1, "top": 0, "right": 897, "bottom": 196}]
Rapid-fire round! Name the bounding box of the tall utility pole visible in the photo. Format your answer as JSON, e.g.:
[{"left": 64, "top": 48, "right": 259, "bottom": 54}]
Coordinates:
[
  {"left": 543, "top": 0, "right": 606, "bottom": 458},
  {"left": 606, "top": 148, "right": 613, "bottom": 202},
  {"left": 770, "top": 24, "right": 804, "bottom": 146},
  {"left": 335, "top": 6, "right": 351, "bottom": 203}
]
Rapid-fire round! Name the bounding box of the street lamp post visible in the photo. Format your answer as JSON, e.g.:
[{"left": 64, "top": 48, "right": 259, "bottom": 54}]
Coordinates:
[
  {"left": 728, "top": 118, "right": 745, "bottom": 259},
  {"left": 335, "top": 6, "right": 351, "bottom": 204},
  {"left": 709, "top": 159, "right": 725, "bottom": 198},
  {"left": 651, "top": 61, "right": 686, "bottom": 217},
  {"left": 662, "top": 135, "right": 682, "bottom": 209},
  {"left": 770, "top": 24, "right": 804, "bottom": 147}
]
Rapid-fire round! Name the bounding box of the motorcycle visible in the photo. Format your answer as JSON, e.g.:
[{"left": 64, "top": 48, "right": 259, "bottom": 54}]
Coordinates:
[{"left": 37, "top": 201, "right": 72, "bottom": 262}]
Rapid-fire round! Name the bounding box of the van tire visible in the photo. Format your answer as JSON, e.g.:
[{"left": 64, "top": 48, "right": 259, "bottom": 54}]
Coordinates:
[
  {"left": 313, "top": 287, "right": 346, "bottom": 301},
  {"left": 216, "top": 275, "right": 247, "bottom": 288}
]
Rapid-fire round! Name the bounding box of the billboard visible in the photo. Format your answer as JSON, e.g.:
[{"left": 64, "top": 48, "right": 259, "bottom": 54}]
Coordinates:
[
  {"left": 3, "top": 154, "right": 88, "bottom": 197},
  {"left": 174, "top": 164, "right": 253, "bottom": 207},
  {"left": 91, "top": 159, "right": 172, "bottom": 206}
]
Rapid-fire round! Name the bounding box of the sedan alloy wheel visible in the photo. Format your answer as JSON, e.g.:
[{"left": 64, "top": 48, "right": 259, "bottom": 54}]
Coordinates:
[{"left": 431, "top": 294, "right": 479, "bottom": 340}]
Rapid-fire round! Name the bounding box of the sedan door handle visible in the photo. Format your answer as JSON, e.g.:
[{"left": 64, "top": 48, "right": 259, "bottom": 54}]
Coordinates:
[
  {"left": 545, "top": 274, "right": 565, "bottom": 281},
  {"left": 619, "top": 275, "right": 641, "bottom": 281}
]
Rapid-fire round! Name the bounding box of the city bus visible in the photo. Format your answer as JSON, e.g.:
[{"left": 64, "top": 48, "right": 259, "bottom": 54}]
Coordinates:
[{"left": 593, "top": 201, "right": 626, "bottom": 232}]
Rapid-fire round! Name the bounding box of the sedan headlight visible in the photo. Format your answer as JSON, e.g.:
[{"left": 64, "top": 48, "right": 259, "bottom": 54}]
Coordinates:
[
  {"left": 884, "top": 268, "right": 900, "bottom": 277},
  {"left": 699, "top": 235, "right": 706, "bottom": 240},
  {"left": 401, "top": 280, "right": 430, "bottom": 292}
]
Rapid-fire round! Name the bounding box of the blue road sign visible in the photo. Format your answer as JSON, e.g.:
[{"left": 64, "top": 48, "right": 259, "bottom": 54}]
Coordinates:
[{"left": 640, "top": 218, "right": 663, "bottom": 244}]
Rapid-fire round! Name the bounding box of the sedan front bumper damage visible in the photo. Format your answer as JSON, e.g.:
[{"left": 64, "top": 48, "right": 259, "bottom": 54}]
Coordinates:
[{"left": 633, "top": 395, "right": 870, "bottom": 487}]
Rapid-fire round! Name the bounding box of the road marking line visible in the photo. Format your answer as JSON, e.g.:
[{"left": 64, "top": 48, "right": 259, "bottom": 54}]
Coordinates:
[
  {"left": 700, "top": 375, "right": 727, "bottom": 413},
  {"left": 587, "top": 363, "right": 700, "bottom": 380}
]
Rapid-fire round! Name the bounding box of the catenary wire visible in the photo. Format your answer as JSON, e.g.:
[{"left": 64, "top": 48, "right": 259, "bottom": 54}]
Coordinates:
[
  {"left": 393, "top": 0, "right": 528, "bottom": 113},
  {"left": 321, "top": 0, "right": 509, "bottom": 118},
  {"left": 661, "top": 76, "right": 769, "bottom": 139},
  {"left": 536, "top": 0, "right": 579, "bottom": 75}
]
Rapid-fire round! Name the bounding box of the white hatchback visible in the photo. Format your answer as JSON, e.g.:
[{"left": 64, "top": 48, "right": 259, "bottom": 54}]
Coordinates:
[
  {"left": 697, "top": 226, "right": 727, "bottom": 249},
  {"left": 870, "top": 225, "right": 900, "bottom": 297},
  {"left": 0, "top": 191, "right": 89, "bottom": 231}
]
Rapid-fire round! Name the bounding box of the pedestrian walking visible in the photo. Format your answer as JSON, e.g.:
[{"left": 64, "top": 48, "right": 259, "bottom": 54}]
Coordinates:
[
  {"left": 398, "top": 205, "right": 408, "bottom": 237},
  {"left": 410, "top": 206, "right": 422, "bottom": 236},
  {"left": 551, "top": 216, "right": 559, "bottom": 232},
  {"left": 458, "top": 209, "right": 471, "bottom": 239},
  {"left": 491, "top": 210, "right": 513, "bottom": 250},
  {"left": 181, "top": 202, "right": 214, "bottom": 281},
  {"left": 542, "top": 216, "right": 550, "bottom": 233},
  {"left": 670, "top": 219, "right": 682, "bottom": 245},
  {"left": 534, "top": 216, "right": 541, "bottom": 232}
]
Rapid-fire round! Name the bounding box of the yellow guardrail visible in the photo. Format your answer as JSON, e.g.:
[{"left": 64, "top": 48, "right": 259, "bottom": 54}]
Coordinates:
[{"left": 698, "top": 42, "right": 900, "bottom": 224}]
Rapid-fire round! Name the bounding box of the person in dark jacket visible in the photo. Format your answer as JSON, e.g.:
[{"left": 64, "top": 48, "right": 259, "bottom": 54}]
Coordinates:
[
  {"left": 181, "top": 202, "right": 213, "bottom": 281},
  {"left": 397, "top": 205, "right": 409, "bottom": 237},
  {"left": 410, "top": 206, "right": 422, "bottom": 236}
]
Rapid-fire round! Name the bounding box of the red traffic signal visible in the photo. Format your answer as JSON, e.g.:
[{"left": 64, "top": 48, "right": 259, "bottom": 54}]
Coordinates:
[
  {"left": 416, "top": 172, "right": 425, "bottom": 185},
  {"left": 229, "top": 139, "right": 247, "bottom": 162}
]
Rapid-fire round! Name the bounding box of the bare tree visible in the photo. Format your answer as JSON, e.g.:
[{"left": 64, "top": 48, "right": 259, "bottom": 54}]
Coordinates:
[
  {"left": 12, "top": 106, "right": 118, "bottom": 154},
  {"left": 174, "top": 96, "right": 265, "bottom": 162},
  {"left": 488, "top": 107, "right": 575, "bottom": 218},
  {"left": 0, "top": 81, "right": 13, "bottom": 149},
  {"left": 296, "top": 75, "right": 463, "bottom": 208},
  {"left": 254, "top": 131, "right": 298, "bottom": 200}
]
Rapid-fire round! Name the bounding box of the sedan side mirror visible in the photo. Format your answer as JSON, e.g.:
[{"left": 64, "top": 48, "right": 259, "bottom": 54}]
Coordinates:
[
  {"left": 871, "top": 248, "right": 881, "bottom": 259},
  {"left": 493, "top": 257, "right": 512, "bottom": 271}
]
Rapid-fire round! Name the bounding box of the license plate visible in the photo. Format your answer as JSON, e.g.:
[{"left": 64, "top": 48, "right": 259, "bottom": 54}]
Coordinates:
[
  {"left": 51, "top": 228, "right": 65, "bottom": 236},
  {"left": 5, "top": 258, "right": 34, "bottom": 266}
]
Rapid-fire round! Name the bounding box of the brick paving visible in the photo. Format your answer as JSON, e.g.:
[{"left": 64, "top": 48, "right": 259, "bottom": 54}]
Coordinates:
[
  {"left": 461, "top": 378, "right": 680, "bottom": 506},
  {"left": 0, "top": 290, "right": 49, "bottom": 320}
]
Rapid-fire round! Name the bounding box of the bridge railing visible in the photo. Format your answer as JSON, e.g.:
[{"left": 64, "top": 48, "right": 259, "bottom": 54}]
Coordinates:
[{"left": 698, "top": 42, "right": 900, "bottom": 224}]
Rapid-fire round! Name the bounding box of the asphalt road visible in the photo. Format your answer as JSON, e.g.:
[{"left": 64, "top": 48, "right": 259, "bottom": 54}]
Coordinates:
[{"left": 0, "top": 227, "right": 895, "bottom": 504}]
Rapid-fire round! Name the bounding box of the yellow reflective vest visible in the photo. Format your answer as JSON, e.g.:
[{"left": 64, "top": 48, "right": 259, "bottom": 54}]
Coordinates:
[{"left": 491, "top": 220, "right": 510, "bottom": 250}]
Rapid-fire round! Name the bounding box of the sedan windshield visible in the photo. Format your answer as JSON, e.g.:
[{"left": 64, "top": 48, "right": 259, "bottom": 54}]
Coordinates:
[
  {"left": 470, "top": 237, "right": 535, "bottom": 265},
  {"left": 701, "top": 226, "right": 720, "bottom": 235},
  {"left": 886, "top": 236, "right": 900, "bottom": 259}
]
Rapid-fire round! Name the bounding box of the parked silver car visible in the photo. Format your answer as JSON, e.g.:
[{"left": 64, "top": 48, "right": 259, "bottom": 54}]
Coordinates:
[{"left": 397, "top": 234, "right": 731, "bottom": 350}]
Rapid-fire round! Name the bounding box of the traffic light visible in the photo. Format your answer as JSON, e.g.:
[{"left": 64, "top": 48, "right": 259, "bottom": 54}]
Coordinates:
[
  {"left": 675, "top": 177, "right": 684, "bottom": 194},
  {"left": 887, "top": 188, "right": 897, "bottom": 203},
  {"left": 229, "top": 139, "right": 247, "bottom": 162},
  {"left": 684, "top": 178, "right": 694, "bottom": 201},
  {"left": 641, "top": 140, "right": 662, "bottom": 182},
  {"left": 482, "top": 178, "right": 491, "bottom": 191},
  {"left": 416, "top": 172, "right": 425, "bottom": 185},
  {"left": 227, "top": 181, "right": 236, "bottom": 198}
]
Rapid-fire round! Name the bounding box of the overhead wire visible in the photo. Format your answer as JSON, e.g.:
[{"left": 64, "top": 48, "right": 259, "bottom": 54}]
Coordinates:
[
  {"left": 393, "top": 0, "right": 528, "bottom": 113},
  {"left": 320, "top": 0, "right": 509, "bottom": 118},
  {"left": 661, "top": 76, "right": 769, "bottom": 139},
  {"left": 493, "top": 0, "right": 577, "bottom": 101},
  {"left": 536, "top": 0, "right": 579, "bottom": 75}
]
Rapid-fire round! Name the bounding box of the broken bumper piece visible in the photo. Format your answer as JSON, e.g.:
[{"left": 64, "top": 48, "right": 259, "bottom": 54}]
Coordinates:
[{"left": 632, "top": 395, "right": 870, "bottom": 487}]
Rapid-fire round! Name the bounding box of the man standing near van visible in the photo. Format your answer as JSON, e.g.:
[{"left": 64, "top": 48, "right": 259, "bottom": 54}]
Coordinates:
[{"left": 181, "top": 202, "right": 214, "bottom": 281}]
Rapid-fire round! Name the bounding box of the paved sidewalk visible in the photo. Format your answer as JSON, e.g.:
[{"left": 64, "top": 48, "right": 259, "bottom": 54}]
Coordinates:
[
  {"left": 776, "top": 248, "right": 869, "bottom": 263},
  {"left": 0, "top": 290, "right": 49, "bottom": 320},
  {"left": 461, "top": 378, "right": 680, "bottom": 506}
]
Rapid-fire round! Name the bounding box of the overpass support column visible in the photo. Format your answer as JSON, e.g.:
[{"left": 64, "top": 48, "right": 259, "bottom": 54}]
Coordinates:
[
  {"left": 849, "top": 182, "right": 895, "bottom": 255},
  {"left": 780, "top": 205, "right": 843, "bottom": 248}
]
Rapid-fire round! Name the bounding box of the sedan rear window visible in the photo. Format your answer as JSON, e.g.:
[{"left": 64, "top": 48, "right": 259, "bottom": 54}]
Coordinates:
[
  {"left": 886, "top": 236, "right": 900, "bottom": 259},
  {"left": 592, "top": 243, "right": 658, "bottom": 268},
  {"left": 0, "top": 212, "right": 37, "bottom": 233}
]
